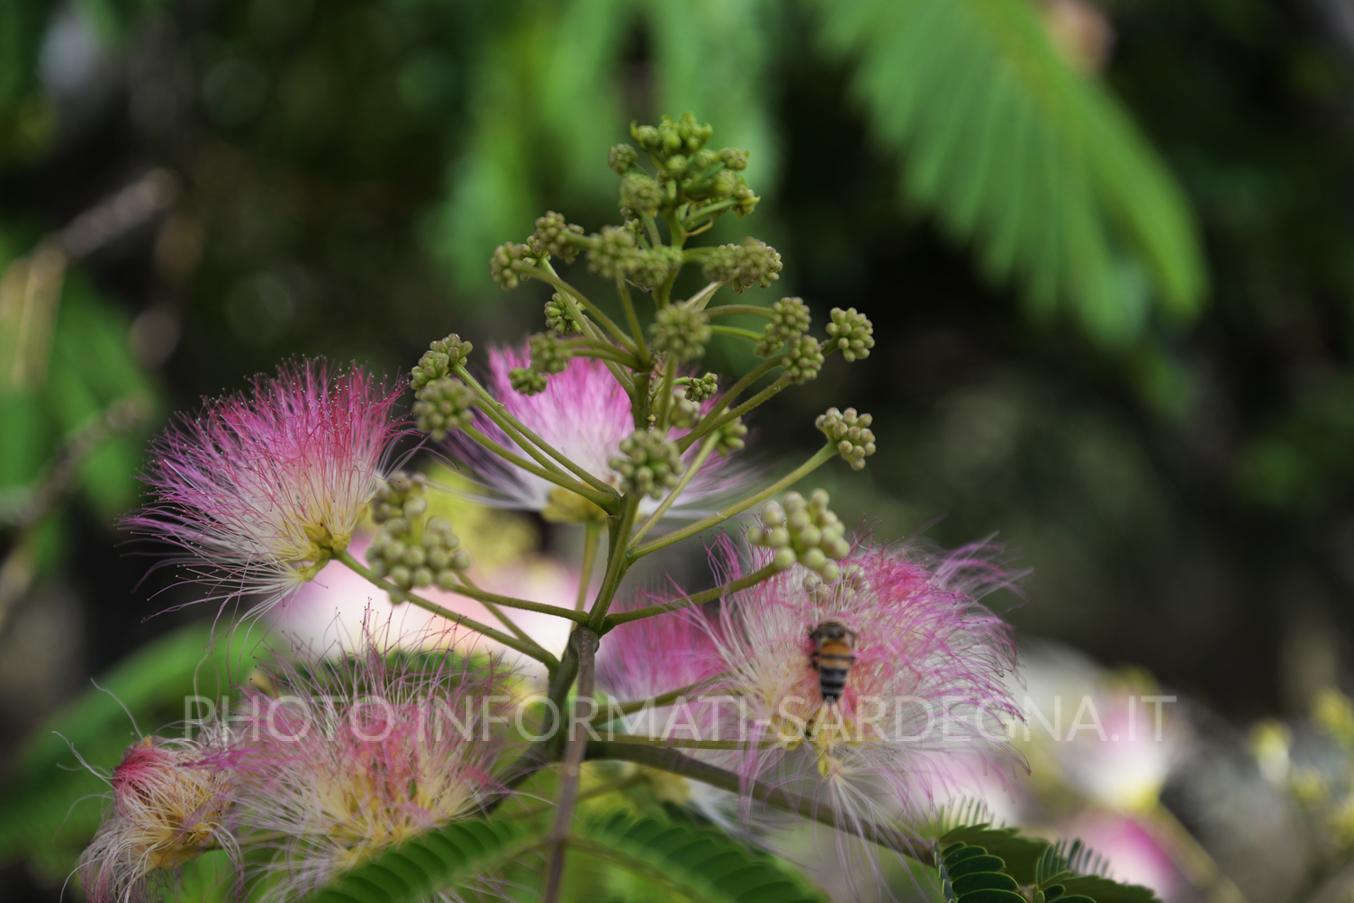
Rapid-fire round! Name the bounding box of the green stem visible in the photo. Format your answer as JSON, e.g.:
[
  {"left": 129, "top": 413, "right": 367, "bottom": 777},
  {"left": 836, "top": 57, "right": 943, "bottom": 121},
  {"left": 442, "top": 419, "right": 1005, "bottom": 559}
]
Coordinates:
[
  {"left": 588, "top": 495, "right": 639, "bottom": 628},
  {"left": 448, "top": 574, "right": 589, "bottom": 624},
  {"left": 617, "top": 281, "right": 650, "bottom": 364},
  {"left": 453, "top": 372, "right": 617, "bottom": 498},
  {"left": 629, "top": 434, "right": 720, "bottom": 546},
  {"left": 600, "top": 734, "right": 770, "bottom": 751},
  {"left": 629, "top": 445, "right": 835, "bottom": 560},
  {"left": 463, "top": 425, "right": 613, "bottom": 509},
  {"left": 679, "top": 375, "right": 790, "bottom": 451},
  {"left": 709, "top": 324, "right": 763, "bottom": 342},
  {"left": 705, "top": 304, "right": 773, "bottom": 319},
  {"left": 594, "top": 677, "right": 720, "bottom": 721},
  {"left": 334, "top": 550, "right": 557, "bottom": 667},
  {"left": 576, "top": 521, "right": 602, "bottom": 611},
  {"left": 585, "top": 741, "right": 927, "bottom": 863},
  {"left": 530, "top": 265, "right": 633, "bottom": 351},
  {"left": 604, "top": 563, "right": 779, "bottom": 626},
  {"left": 654, "top": 356, "right": 677, "bottom": 429},
  {"left": 696, "top": 357, "right": 779, "bottom": 428},
  {"left": 543, "top": 626, "right": 599, "bottom": 903}
]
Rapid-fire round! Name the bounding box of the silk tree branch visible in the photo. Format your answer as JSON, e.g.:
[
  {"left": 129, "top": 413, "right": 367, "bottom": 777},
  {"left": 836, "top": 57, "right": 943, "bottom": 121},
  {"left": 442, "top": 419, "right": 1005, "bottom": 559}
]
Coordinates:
[{"left": 585, "top": 740, "right": 928, "bottom": 864}]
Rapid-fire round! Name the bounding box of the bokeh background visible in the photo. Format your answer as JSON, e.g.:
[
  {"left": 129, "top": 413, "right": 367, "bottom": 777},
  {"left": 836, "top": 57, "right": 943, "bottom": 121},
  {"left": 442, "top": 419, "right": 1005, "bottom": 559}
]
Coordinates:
[{"left": 2, "top": 0, "right": 1354, "bottom": 900}]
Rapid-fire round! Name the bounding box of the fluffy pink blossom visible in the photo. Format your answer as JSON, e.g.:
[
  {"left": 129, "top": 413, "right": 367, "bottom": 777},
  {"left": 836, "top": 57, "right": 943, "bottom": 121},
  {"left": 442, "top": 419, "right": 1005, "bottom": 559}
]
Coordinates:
[
  {"left": 269, "top": 533, "right": 579, "bottom": 674},
  {"left": 699, "top": 541, "right": 1022, "bottom": 829},
  {"left": 455, "top": 344, "right": 728, "bottom": 517},
  {"left": 126, "top": 361, "right": 403, "bottom": 616},
  {"left": 231, "top": 632, "right": 504, "bottom": 898},
  {"left": 79, "top": 732, "right": 238, "bottom": 902}
]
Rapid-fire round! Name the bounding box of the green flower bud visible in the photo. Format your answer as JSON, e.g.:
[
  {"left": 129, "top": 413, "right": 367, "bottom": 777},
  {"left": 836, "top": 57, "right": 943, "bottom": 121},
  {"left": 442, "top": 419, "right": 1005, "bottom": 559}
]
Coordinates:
[
  {"left": 708, "top": 169, "right": 739, "bottom": 200},
  {"left": 627, "top": 247, "right": 683, "bottom": 292},
  {"left": 509, "top": 367, "right": 547, "bottom": 395},
  {"left": 755, "top": 296, "right": 812, "bottom": 357},
  {"left": 668, "top": 390, "right": 700, "bottom": 430},
  {"left": 782, "top": 335, "right": 825, "bottom": 384},
  {"left": 544, "top": 293, "right": 582, "bottom": 335},
  {"left": 490, "top": 241, "right": 536, "bottom": 289},
  {"left": 529, "top": 332, "right": 570, "bottom": 375},
  {"left": 587, "top": 225, "right": 639, "bottom": 281},
  {"left": 608, "top": 143, "right": 639, "bottom": 174},
  {"left": 650, "top": 305, "right": 711, "bottom": 362},
  {"left": 826, "top": 307, "right": 875, "bottom": 362},
  {"left": 610, "top": 428, "right": 682, "bottom": 500},
  {"left": 732, "top": 184, "right": 759, "bottom": 216},
  {"left": 702, "top": 238, "right": 782, "bottom": 292},
  {"left": 715, "top": 416, "right": 748, "bottom": 457},
  {"left": 411, "top": 334, "right": 474, "bottom": 389},
  {"left": 631, "top": 124, "right": 661, "bottom": 150},
  {"left": 370, "top": 514, "right": 470, "bottom": 591},
  {"left": 816, "top": 407, "right": 876, "bottom": 471},
  {"left": 620, "top": 173, "right": 664, "bottom": 217},
  {"left": 372, "top": 471, "right": 427, "bottom": 525},
  {"left": 528, "top": 211, "right": 584, "bottom": 262},
  {"left": 412, "top": 377, "right": 477, "bottom": 439},
  {"left": 747, "top": 489, "right": 849, "bottom": 579},
  {"left": 691, "top": 148, "right": 719, "bottom": 171},
  {"left": 683, "top": 372, "right": 719, "bottom": 403},
  {"left": 719, "top": 147, "right": 749, "bottom": 171}
]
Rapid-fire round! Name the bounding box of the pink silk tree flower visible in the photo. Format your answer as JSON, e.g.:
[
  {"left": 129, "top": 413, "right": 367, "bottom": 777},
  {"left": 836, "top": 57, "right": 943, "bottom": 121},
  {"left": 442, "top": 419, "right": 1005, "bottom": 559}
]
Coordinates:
[
  {"left": 79, "top": 731, "right": 239, "bottom": 903},
  {"left": 269, "top": 533, "right": 579, "bottom": 675},
  {"left": 231, "top": 631, "right": 505, "bottom": 898},
  {"left": 125, "top": 361, "right": 404, "bottom": 617},
  {"left": 454, "top": 344, "right": 729, "bottom": 520},
  {"left": 701, "top": 542, "right": 1023, "bottom": 828}
]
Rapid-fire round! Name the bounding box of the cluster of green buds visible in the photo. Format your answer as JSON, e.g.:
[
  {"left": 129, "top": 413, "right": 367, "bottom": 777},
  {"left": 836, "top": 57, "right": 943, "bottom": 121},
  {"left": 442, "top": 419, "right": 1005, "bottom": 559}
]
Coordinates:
[
  {"left": 610, "top": 113, "right": 759, "bottom": 223},
  {"left": 477, "top": 114, "right": 880, "bottom": 589},
  {"left": 816, "top": 407, "right": 877, "bottom": 470},
  {"left": 411, "top": 334, "right": 478, "bottom": 438},
  {"left": 367, "top": 472, "right": 471, "bottom": 591},
  {"left": 610, "top": 429, "right": 683, "bottom": 500},
  {"left": 748, "top": 490, "right": 851, "bottom": 580}
]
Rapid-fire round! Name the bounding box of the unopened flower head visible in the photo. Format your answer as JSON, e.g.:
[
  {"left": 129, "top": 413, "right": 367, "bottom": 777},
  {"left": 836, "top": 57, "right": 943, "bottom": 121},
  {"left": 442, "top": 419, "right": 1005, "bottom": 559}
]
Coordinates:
[
  {"left": 80, "top": 732, "right": 238, "bottom": 903},
  {"left": 126, "top": 361, "right": 404, "bottom": 615},
  {"left": 701, "top": 541, "right": 1021, "bottom": 823},
  {"left": 454, "top": 344, "right": 731, "bottom": 519},
  {"left": 233, "top": 635, "right": 504, "bottom": 898}
]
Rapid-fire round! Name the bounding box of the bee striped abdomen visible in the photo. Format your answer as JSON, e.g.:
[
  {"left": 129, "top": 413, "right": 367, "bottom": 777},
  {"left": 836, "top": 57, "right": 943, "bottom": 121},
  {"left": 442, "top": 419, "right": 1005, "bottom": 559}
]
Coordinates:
[{"left": 809, "top": 620, "right": 857, "bottom": 704}]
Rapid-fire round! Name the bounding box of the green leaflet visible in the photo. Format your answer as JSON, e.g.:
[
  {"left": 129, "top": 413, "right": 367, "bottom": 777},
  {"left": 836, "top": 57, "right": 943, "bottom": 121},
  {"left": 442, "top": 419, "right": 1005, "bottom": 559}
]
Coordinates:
[
  {"left": 936, "top": 824, "right": 1162, "bottom": 903},
  {"left": 305, "top": 817, "right": 541, "bottom": 903},
  {"left": 576, "top": 812, "right": 825, "bottom": 903},
  {"left": 813, "top": 0, "right": 1207, "bottom": 346},
  {"left": 306, "top": 811, "right": 825, "bottom": 903}
]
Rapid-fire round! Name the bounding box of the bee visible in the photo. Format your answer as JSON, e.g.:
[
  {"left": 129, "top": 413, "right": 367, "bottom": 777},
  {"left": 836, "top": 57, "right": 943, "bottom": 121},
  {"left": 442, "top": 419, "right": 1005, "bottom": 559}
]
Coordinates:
[{"left": 809, "top": 620, "right": 857, "bottom": 704}]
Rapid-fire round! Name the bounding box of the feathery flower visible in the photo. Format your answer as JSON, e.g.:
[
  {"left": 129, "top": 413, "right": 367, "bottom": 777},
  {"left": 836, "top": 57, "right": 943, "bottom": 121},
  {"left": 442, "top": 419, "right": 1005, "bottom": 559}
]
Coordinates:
[
  {"left": 126, "top": 361, "right": 403, "bottom": 616},
  {"left": 232, "top": 634, "right": 504, "bottom": 898},
  {"left": 598, "top": 602, "right": 724, "bottom": 736},
  {"left": 701, "top": 541, "right": 1022, "bottom": 827},
  {"left": 79, "top": 732, "right": 238, "bottom": 902},
  {"left": 455, "top": 344, "right": 729, "bottom": 519}
]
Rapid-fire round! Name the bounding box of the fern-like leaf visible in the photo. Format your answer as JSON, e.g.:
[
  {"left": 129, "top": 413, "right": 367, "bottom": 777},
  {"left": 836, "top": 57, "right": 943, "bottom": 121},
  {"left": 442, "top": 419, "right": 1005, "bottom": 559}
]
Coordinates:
[
  {"left": 577, "top": 812, "right": 826, "bottom": 902},
  {"left": 304, "top": 817, "right": 542, "bottom": 903},
  {"left": 813, "top": 0, "right": 1206, "bottom": 345}
]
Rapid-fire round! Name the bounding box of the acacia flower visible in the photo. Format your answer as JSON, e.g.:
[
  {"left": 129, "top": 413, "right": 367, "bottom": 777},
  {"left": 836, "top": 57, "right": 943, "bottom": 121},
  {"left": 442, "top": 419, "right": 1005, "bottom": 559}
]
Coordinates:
[
  {"left": 700, "top": 541, "right": 1022, "bottom": 827},
  {"left": 126, "top": 361, "right": 403, "bottom": 615},
  {"left": 456, "top": 344, "right": 729, "bottom": 520},
  {"left": 79, "top": 732, "right": 238, "bottom": 902},
  {"left": 232, "top": 634, "right": 504, "bottom": 898}
]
